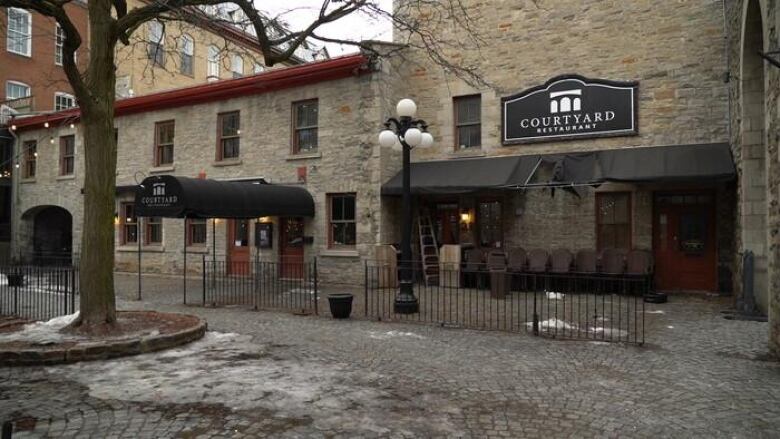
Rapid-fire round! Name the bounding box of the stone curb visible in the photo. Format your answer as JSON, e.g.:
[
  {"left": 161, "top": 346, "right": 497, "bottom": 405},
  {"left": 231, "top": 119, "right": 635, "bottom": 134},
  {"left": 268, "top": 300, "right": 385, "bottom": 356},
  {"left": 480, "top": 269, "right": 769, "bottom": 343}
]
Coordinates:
[{"left": 0, "top": 313, "right": 207, "bottom": 367}]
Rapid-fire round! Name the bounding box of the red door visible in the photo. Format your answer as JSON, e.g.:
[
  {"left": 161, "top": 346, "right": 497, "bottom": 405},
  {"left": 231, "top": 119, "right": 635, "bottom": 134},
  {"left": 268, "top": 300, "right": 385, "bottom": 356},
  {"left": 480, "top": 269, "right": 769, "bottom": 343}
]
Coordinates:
[
  {"left": 653, "top": 193, "right": 717, "bottom": 291},
  {"left": 434, "top": 204, "right": 460, "bottom": 245},
  {"left": 279, "top": 217, "right": 305, "bottom": 278},
  {"left": 227, "top": 219, "right": 250, "bottom": 275}
]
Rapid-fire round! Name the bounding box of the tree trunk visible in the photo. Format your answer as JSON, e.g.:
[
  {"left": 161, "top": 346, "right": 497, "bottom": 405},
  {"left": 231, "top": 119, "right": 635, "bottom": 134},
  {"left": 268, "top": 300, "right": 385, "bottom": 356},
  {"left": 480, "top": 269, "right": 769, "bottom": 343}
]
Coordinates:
[{"left": 74, "top": 0, "right": 118, "bottom": 326}]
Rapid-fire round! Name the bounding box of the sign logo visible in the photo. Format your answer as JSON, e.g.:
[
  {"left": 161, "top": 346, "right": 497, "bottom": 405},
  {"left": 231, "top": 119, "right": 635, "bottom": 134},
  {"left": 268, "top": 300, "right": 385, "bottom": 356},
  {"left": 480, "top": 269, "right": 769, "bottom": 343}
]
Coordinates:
[
  {"left": 152, "top": 183, "right": 166, "bottom": 196},
  {"left": 502, "top": 75, "right": 638, "bottom": 144},
  {"left": 141, "top": 181, "right": 179, "bottom": 208}
]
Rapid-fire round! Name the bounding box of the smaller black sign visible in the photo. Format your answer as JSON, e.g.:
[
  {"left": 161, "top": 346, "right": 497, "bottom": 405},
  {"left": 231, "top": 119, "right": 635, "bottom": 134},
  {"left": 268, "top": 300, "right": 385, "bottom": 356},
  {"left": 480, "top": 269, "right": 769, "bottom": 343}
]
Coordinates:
[
  {"left": 502, "top": 75, "right": 638, "bottom": 144},
  {"left": 255, "top": 222, "right": 273, "bottom": 249}
]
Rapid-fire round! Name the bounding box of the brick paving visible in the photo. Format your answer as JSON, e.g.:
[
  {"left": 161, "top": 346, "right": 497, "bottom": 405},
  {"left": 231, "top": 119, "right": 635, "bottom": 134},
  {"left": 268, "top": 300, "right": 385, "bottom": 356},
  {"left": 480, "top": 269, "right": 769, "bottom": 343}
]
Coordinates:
[{"left": 1, "top": 272, "right": 779, "bottom": 437}]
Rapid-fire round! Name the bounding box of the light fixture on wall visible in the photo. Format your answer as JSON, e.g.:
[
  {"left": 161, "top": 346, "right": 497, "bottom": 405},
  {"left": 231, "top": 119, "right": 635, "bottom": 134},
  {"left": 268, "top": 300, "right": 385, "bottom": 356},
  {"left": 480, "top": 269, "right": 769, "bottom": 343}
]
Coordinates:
[
  {"left": 258, "top": 216, "right": 271, "bottom": 223},
  {"left": 113, "top": 212, "right": 119, "bottom": 225}
]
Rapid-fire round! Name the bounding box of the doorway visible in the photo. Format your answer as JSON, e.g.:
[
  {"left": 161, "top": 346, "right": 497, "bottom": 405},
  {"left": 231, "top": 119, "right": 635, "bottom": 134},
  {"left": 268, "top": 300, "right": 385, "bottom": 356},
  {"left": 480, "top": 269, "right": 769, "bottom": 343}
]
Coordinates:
[
  {"left": 227, "top": 219, "right": 250, "bottom": 275},
  {"left": 653, "top": 193, "right": 717, "bottom": 292},
  {"left": 433, "top": 203, "right": 460, "bottom": 246},
  {"left": 279, "top": 217, "right": 304, "bottom": 278},
  {"left": 32, "top": 206, "right": 72, "bottom": 265}
]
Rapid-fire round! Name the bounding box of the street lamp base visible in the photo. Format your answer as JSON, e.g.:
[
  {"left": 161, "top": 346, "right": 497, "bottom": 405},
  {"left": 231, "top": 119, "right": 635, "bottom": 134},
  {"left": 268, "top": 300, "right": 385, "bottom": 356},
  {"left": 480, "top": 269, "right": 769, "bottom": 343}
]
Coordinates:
[{"left": 394, "top": 281, "right": 419, "bottom": 314}]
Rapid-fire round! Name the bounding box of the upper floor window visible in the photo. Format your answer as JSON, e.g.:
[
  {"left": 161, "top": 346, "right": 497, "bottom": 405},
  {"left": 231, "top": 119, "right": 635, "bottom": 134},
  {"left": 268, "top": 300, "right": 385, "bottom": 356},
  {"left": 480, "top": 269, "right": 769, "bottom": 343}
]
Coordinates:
[
  {"left": 231, "top": 54, "right": 243, "bottom": 78},
  {"left": 147, "top": 21, "right": 165, "bottom": 67},
  {"left": 54, "top": 92, "right": 75, "bottom": 110},
  {"left": 7, "top": 8, "right": 31, "bottom": 56},
  {"left": 5, "top": 80, "right": 30, "bottom": 101},
  {"left": 119, "top": 202, "right": 137, "bottom": 245},
  {"left": 328, "top": 193, "right": 356, "bottom": 248},
  {"left": 59, "top": 135, "right": 75, "bottom": 176},
  {"left": 22, "top": 140, "right": 36, "bottom": 179},
  {"left": 55, "top": 24, "right": 65, "bottom": 65},
  {"left": 154, "top": 120, "right": 175, "bottom": 166},
  {"left": 454, "top": 94, "right": 481, "bottom": 149},
  {"left": 292, "top": 99, "right": 318, "bottom": 154},
  {"left": 207, "top": 45, "right": 220, "bottom": 80},
  {"left": 179, "top": 34, "right": 194, "bottom": 76},
  {"left": 217, "top": 111, "right": 240, "bottom": 160}
]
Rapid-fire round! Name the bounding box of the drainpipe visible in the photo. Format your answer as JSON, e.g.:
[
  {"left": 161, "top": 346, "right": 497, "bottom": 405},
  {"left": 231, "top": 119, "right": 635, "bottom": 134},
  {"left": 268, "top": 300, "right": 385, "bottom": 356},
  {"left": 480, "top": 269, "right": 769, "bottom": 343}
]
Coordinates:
[{"left": 7, "top": 124, "right": 19, "bottom": 262}]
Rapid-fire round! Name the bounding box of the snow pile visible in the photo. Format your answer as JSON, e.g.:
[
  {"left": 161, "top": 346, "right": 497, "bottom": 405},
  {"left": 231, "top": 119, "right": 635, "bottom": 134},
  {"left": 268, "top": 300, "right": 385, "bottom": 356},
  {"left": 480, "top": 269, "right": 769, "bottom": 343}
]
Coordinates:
[
  {"left": 590, "top": 326, "right": 629, "bottom": 338},
  {"left": 0, "top": 312, "right": 81, "bottom": 344},
  {"left": 367, "top": 330, "right": 426, "bottom": 340},
  {"left": 546, "top": 291, "right": 565, "bottom": 300},
  {"left": 645, "top": 310, "right": 665, "bottom": 314},
  {"left": 527, "top": 318, "right": 576, "bottom": 331}
]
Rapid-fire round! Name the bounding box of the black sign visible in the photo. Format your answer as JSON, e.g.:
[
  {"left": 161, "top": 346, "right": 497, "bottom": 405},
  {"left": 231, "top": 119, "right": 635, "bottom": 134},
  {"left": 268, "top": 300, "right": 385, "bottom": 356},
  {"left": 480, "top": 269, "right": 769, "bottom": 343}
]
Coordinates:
[
  {"left": 502, "top": 75, "right": 638, "bottom": 144},
  {"left": 255, "top": 222, "right": 273, "bottom": 249},
  {"left": 135, "top": 175, "right": 185, "bottom": 217}
]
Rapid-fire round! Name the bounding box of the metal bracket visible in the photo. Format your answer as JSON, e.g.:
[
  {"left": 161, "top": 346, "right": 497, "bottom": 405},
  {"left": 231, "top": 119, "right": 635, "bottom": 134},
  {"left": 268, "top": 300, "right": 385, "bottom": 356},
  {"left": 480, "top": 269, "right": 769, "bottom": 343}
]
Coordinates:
[{"left": 759, "top": 50, "right": 780, "bottom": 69}]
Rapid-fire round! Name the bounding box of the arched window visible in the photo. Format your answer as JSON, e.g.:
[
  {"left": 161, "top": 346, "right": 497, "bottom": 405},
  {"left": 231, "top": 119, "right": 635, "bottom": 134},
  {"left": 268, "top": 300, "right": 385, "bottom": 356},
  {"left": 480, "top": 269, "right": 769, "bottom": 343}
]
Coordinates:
[
  {"left": 207, "top": 45, "right": 220, "bottom": 80},
  {"left": 560, "top": 97, "right": 571, "bottom": 113},
  {"left": 550, "top": 100, "right": 559, "bottom": 114},
  {"left": 573, "top": 97, "right": 581, "bottom": 112},
  {"left": 179, "top": 35, "right": 194, "bottom": 76},
  {"left": 231, "top": 54, "right": 244, "bottom": 78}
]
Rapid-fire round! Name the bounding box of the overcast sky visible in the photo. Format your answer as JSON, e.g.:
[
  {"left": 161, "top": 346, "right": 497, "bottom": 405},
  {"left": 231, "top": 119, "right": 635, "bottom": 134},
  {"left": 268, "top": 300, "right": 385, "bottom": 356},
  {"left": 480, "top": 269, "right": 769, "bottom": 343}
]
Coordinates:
[{"left": 260, "top": 1, "right": 394, "bottom": 56}]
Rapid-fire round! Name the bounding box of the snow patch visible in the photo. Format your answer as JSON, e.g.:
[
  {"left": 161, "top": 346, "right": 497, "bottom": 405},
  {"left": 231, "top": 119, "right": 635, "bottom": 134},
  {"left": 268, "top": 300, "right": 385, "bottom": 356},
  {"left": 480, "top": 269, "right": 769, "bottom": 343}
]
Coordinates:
[
  {"left": 0, "top": 312, "right": 81, "bottom": 343},
  {"left": 527, "top": 318, "right": 576, "bottom": 331},
  {"left": 645, "top": 310, "right": 665, "bottom": 314},
  {"left": 546, "top": 291, "right": 565, "bottom": 300},
  {"left": 368, "top": 330, "right": 426, "bottom": 340},
  {"left": 590, "top": 327, "right": 629, "bottom": 338}
]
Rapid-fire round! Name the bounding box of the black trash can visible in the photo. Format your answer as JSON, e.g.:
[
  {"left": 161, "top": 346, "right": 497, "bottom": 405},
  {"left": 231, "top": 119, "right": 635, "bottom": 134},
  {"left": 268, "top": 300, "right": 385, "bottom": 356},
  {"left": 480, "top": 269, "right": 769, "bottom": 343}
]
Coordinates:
[
  {"left": 6, "top": 273, "right": 24, "bottom": 287},
  {"left": 490, "top": 270, "right": 508, "bottom": 299},
  {"left": 328, "top": 294, "right": 354, "bottom": 319}
]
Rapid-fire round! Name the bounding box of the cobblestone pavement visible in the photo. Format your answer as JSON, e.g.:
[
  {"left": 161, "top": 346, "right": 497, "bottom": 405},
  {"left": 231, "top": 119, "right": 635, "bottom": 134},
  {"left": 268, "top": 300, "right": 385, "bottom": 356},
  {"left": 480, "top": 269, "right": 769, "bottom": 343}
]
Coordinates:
[{"left": 1, "top": 273, "right": 779, "bottom": 438}]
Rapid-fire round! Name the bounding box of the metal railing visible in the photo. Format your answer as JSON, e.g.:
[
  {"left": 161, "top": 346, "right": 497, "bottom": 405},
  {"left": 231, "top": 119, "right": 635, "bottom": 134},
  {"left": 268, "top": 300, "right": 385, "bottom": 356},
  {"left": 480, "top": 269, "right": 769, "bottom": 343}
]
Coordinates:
[
  {"left": 0, "top": 263, "right": 79, "bottom": 321},
  {"left": 200, "top": 256, "right": 318, "bottom": 315},
  {"left": 365, "top": 262, "right": 646, "bottom": 344}
]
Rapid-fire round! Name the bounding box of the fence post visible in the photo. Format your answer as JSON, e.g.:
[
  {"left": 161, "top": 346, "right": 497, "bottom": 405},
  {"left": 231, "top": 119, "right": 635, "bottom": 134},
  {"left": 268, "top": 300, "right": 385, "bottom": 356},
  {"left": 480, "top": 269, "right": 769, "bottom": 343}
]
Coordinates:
[
  {"left": 202, "top": 254, "right": 206, "bottom": 306},
  {"left": 63, "top": 268, "right": 69, "bottom": 316},
  {"left": 364, "top": 261, "right": 368, "bottom": 318},
  {"left": 313, "top": 259, "right": 319, "bottom": 315},
  {"left": 532, "top": 287, "right": 539, "bottom": 336},
  {"left": 13, "top": 284, "right": 18, "bottom": 317},
  {"left": 71, "top": 266, "right": 76, "bottom": 314}
]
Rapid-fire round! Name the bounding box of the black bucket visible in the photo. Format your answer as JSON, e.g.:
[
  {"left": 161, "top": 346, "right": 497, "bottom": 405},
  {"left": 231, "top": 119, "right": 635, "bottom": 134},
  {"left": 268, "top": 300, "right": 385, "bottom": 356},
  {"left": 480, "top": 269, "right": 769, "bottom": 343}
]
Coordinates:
[
  {"left": 6, "top": 273, "right": 24, "bottom": 287},
  {"left": 328, "top": 294, "right": 354, "bottom": 319}
]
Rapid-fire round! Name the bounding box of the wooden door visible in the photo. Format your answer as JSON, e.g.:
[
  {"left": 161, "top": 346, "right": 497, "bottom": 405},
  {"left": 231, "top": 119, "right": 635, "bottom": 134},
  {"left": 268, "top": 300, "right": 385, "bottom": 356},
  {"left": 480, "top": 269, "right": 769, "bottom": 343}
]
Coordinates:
[
  {"left": 227, "top": 219, "right": 250, "bottom": 275},
  {"left": 279, "top": 217, "right": 305, "bottom": 279},
  {"left": 653, "top": 193, "right": 717, "bottom": 292},
  {"left": 435, "top": 204, "right": 460, "bottom": 245}
]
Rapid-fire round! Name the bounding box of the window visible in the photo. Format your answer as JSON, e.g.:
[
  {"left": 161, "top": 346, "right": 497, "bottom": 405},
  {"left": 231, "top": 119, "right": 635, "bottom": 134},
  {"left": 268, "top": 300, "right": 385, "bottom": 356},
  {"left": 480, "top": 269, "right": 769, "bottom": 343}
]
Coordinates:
[
  {"left": 55, "top": 24, "right": 65, "bottom": 65},
  {"left": 217, "top": 111, "right": 240, "bottom": 160},
  {"left": 179, "top": 35, "right": 194, "bottom": 76},
  {"left": 22, "top": 140, "right": 36, "bottom": 179},
  {"left": 207, "top": 45, "right": 220, "bottom": 79},
  {"left": 596, "top": 192, "right": 631, "bottom": 250},
  {"left": 253, "top": 63, "right": 264, "bottom": 74},
  {"left": 292, "top": 99, "right": 318, "bottom": 154},
  {"left": 59, "top": 135, "right": 75, "bottom": 176},
  {"left": 231, "top": 54, "right": 243, "bottom": 78},
  {"left": 5, "top": 81, "right": 30, "bottom": 101},
  {"left": 54, "top": 92, "right": 75, "bottom": 110},
  {"left": 145, "top": 217, "right": 162, "bottom": 245},
  {"left": 7, "top": 8, "right": 31, "bottom": 56},
  {"left": 187, "top": 219, "right": 207, "bottom": 246},
  {"left": 478, "top": 200, "right": 502, "bottom": 248},
  {"left": 454, "top": 95, "right": 481, "bottom": 149},
  {"left": 120, "top": 203, "right": 138, "bottom": 245},
  {"left": 154, "top": 120, "right": 175, "bottom": 166},
  {"left": 147, "top": 21, "right": 165, "bottom": 67},
  {"left": 328, "top": 194, "right": 356, "bottom": 247}
]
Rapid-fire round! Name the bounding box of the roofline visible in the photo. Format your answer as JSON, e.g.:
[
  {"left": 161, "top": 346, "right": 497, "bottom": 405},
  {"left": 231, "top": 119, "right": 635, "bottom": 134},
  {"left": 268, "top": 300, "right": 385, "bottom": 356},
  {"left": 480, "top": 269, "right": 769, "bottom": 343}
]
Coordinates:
[{"left": 12, "top": 54, "right": 372, "bottom": 132}]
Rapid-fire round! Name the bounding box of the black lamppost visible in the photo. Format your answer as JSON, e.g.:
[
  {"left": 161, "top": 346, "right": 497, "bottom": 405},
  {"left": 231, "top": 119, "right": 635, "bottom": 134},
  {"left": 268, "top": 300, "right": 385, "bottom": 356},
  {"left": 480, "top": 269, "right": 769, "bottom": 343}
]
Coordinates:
[{"left": 378, "top": 99, "right": 434, "bottom": 314}]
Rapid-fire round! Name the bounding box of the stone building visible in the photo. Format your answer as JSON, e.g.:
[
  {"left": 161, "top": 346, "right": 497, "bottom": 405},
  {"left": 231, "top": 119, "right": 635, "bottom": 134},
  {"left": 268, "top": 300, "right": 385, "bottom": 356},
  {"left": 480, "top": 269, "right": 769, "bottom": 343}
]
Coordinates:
[{"left": 5, "top": 0, "right": 779, "bottom": 332}]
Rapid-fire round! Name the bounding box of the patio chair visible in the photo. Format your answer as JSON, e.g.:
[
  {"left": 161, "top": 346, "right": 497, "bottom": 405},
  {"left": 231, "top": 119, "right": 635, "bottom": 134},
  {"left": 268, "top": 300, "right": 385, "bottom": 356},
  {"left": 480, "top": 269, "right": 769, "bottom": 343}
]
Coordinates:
[
  {"left": 550, "top": 249, "right": 574, "bottom": 292},
  {"left": 527, "top": 249, "right": 549, "bottom": 291},
  {"left": 463, "top": 248, "right": 485, "bottom": 288},
  {"left": 507, "top": 247, "right": 528, "bottom": 291},
  {"left": 486, "top": 250, "right": 507, "bottom": 271},
  {"left": 600, "top": 248, "right": 627, "bottom": 294},
  {"left": 626, "top": 250, "right": 654, "bottom": 295},
  {"left": 574, "top": 249, "right": 599, "bottom": 293}
]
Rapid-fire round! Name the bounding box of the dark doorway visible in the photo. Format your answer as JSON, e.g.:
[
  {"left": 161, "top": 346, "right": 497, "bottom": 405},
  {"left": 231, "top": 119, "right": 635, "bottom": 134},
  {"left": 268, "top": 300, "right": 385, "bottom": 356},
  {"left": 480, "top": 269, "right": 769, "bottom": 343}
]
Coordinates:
[
  {"left": 653, "top": 193, "right": 717, "bottom": 292},
  {"left": 32, "top": 206, "right": 72, "bottom": 265},
  {"left": 227, "top": 219, "right": 250, "bottom": 275}
]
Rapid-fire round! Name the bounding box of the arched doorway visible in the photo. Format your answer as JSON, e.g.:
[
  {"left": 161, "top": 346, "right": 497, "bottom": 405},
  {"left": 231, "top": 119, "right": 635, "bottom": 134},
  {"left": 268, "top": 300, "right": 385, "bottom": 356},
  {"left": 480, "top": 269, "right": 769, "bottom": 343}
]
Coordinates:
[
  {"left": 740, "top": 0, "right": 768, "bottom": 312},
  {"left": 30, "top": 206, "right": 73, "bottom": 264}
]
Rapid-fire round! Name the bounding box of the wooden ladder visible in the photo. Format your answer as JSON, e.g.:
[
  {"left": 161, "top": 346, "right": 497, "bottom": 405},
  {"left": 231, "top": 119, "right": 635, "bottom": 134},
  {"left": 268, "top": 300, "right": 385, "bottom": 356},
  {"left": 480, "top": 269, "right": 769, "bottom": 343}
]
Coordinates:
[{"left": 417, "top": 214, "right": 440, "bottom": 286}]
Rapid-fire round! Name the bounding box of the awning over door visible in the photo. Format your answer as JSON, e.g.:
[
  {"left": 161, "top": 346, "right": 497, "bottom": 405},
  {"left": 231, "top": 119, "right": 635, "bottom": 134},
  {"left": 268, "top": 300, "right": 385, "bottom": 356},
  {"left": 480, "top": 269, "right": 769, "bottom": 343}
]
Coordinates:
[
  {"left": 381, "top": 155, "right": 540, "bottom": 195},
  {"left": 135, "top": 175, "right": 315, "bottom": 218},
  {"left": 381, "top": 143, "right": 735, "bottom": 195}
]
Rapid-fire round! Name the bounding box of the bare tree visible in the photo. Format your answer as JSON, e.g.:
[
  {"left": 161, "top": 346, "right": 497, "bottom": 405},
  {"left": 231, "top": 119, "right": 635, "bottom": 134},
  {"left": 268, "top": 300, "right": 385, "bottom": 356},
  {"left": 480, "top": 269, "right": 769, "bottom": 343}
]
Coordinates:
[{"left": 0, "top": 0, "right": 483, "bottom": 330}]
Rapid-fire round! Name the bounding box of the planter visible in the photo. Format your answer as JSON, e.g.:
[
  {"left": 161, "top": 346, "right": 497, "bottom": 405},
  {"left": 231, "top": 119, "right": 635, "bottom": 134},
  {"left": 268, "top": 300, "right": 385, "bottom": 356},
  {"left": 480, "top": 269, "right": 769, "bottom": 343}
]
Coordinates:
[
  {"left": 328, "top": 294, "right": 354, "bottom": 319},
  {"left": 644, "top": 292, "right": 668, "bottom": 304},
  {"left": 6, "top": 273, "right": 24, "bottom": 287}
]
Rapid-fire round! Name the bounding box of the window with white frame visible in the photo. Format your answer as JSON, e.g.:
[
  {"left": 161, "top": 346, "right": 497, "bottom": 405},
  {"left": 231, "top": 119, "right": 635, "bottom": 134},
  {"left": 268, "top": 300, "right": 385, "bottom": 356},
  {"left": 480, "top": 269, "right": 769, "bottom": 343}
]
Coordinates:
[
  {"left": 54, "top": 92, "right": 75, "bottom": 110},
  {"left": 5, "top": 81, "right": 30, "bottom": 101},
  {"left": 179, "top": 34, "right": 194, "bottom": 76},
  {"left": 147, "top": 21, "right": 165, "bottom": 67},
  {"left": 231, "top": 54, "right": 243, "bottom": 78},
  {"left": 7, "top": 8, "right": 31, "bottom": 56},
  {"left": 55, "top": 24, "right": 65, "bottom": 65},
  {"left": 207, "top": 45, "right": 220, "bottom": 80}
]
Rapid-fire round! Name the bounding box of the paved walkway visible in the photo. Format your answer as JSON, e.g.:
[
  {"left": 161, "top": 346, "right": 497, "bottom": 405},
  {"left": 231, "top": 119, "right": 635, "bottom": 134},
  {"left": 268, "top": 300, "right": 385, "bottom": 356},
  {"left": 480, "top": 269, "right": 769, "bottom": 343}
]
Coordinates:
[{"left": 1, "top": 273, "right": 779, "bottom": 437}]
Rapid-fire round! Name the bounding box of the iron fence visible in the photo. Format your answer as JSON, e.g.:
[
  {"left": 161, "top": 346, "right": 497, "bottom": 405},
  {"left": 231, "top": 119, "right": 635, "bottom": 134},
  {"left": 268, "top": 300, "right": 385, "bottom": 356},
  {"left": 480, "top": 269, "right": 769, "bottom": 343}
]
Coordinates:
[
  {"left": 0, "top": 263, "right": 79, "bottom": 321},
  {"left": 200, "top": 257, "right": 318, "bottom": 315},
  {"left": 365, "top": 262, "right": 646, "bottom": 344}
]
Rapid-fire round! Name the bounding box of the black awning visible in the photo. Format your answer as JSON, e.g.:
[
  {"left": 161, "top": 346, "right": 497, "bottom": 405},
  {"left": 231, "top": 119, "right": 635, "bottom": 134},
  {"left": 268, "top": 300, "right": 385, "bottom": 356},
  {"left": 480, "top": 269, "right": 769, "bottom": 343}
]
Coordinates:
[
  {"left": 135, "top": 175, "right": 315, "bottom": 218},
  {"left": 598, "top": 143, "right": 735, "bottom": 183},
  {"left": 381, "top": 155, "right": 540, "bottom": 195}
]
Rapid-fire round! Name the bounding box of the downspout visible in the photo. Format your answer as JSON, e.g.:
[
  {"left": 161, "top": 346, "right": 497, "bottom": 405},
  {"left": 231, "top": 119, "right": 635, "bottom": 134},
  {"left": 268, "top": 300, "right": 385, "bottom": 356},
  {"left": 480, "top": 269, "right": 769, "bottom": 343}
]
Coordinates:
[{"left": 6, "top": 123, "right": 19, "bottom": 262}]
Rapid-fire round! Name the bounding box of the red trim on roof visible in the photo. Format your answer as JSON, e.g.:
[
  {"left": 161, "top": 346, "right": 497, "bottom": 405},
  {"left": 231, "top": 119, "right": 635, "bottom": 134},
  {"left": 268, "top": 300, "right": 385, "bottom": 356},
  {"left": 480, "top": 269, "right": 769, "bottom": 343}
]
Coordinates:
[{"left": 12, "top": 54, "right": 370, "bottom": 132}]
